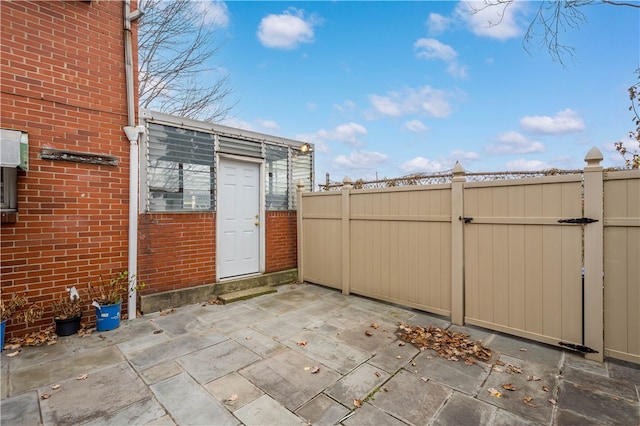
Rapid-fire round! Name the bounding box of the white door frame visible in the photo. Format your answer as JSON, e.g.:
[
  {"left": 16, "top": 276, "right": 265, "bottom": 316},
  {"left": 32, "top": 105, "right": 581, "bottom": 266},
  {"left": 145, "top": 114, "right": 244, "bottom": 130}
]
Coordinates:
[{"left": 216, "top": 154, "right": 265, "bottom": 281}]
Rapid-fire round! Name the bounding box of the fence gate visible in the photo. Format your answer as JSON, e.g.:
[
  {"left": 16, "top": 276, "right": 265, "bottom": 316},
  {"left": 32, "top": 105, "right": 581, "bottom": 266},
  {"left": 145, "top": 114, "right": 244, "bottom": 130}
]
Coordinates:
[{"left": 462, "top": 174, "right": 594, "bottom": 352}]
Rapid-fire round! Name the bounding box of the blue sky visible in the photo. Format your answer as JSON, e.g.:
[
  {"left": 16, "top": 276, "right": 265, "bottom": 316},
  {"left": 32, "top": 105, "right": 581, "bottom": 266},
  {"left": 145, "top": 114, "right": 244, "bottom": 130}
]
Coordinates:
[{"left": 195, "top": 1, "right": 638, "bottom": 181}]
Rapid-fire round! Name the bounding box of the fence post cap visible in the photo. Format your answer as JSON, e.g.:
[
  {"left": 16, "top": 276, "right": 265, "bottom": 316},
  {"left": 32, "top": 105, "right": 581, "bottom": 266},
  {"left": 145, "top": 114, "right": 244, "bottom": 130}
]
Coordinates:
[
  {"left": 452, "top": 161, "right": 465, "bottom": 175},
  {"left": 296, "top": 179, "right": 306, "bottom": 191},
  {"left": 584, "top": 147, "right": 603, "bottom": 166}
]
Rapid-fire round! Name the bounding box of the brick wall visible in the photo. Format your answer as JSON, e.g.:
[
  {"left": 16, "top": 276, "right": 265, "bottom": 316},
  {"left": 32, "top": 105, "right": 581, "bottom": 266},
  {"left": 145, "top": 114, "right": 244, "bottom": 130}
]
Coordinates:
[
  {"left": 265, "top": 211, "right": 298, "bottom": 272},
  {"left": 137, "top": 213, "right": 217, "bottom": 296},
  {"left": 0, "top": 1, "right": 137, "bottom": 338}
]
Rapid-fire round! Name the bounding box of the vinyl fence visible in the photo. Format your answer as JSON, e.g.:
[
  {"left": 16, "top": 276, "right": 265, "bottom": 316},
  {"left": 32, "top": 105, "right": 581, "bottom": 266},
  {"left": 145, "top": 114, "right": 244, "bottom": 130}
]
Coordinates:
[{"left": 297, "top": 148, "right": 639, "bottom": 363}]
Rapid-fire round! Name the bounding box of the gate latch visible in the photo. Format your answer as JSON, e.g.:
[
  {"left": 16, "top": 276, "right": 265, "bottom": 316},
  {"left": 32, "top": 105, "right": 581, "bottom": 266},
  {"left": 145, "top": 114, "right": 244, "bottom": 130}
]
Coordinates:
[
  {"left": 459, "top": 216, "right": 473, "bottom": 224},
  {"left": 559, "top": 342, "right": 599, "bottom": 354},
  {"left": 558, "top": 217, "right": 598, "bottom": 224}
]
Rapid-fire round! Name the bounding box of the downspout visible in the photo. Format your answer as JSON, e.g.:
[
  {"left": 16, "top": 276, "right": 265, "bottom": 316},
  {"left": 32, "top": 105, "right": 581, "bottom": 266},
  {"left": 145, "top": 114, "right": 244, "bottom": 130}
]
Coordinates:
[{"left": 123, "top": 0, "right": 144, "bottom": 320}]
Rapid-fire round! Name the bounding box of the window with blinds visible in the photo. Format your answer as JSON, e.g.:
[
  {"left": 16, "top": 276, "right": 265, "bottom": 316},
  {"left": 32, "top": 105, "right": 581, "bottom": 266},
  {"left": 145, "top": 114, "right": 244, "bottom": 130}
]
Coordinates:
[
  {"left": 265, "top": 144, "right": 288, "bottom": 210},
  {"left": 146, "top": 123, "right": 215, "bottom": 212}
]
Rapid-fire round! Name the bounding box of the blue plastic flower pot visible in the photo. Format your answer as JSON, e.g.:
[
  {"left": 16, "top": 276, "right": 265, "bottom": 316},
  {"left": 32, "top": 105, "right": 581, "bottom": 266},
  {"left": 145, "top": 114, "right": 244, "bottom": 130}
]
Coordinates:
[
  {"left": 95, "top": 302, "right": 121, "bottom": 332},
  {"left": 1, "top": 319, "right": 6, "bottom": 352}
]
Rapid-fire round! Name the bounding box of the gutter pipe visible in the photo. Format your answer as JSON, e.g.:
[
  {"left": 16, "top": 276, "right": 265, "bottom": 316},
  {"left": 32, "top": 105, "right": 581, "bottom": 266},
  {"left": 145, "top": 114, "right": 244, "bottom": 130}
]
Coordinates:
[{"left": 123, "top": 0, "right": 144, "bottom": 320}]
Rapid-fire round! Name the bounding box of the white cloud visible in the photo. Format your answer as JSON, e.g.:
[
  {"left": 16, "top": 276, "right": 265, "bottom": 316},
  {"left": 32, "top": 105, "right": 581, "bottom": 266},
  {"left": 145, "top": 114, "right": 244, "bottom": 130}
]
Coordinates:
[
  {"left": 297, "top": 122, "right": 368, "bottom": 147},
  {"left": 257, "top": 9, "right": 318, "bottom": 49},
  {"left": 400, "top": 157, "right": 445, "bottom": 173},
  {"left": 415, "top": 38, "right": 457, "bottom": 62},
  {"left": 520, "top": 109, "right": 586, "bottom": 135},
  {"left": 334, "top": 99, "right": 357, "bottom": 113},
  {"left": 414, "top": 38, "right": 468, "bottom": 79},
  {"left": 447, "top": 62, "right": 469, "bottom": 79},
  {"left": 219, "top": 117, "right": 255, "bottom": 131},
  {"left": 260, "top": 120, "right": 279, "bottom": 132},
  {"left": 505, "top": 159, "right": 552, "bottom": 171},
  {"left": 427, "top": 13, "right": 452, "bottom": 35},
  {"left": 485, "top": 131, "right": 545, "bottom": 155},
  {"left": 449, "top": 150, "right": 481, "bottom": 163},
  {"left": 454, "top": 0, "right": 526, "bottom": 40},
  {"left": 197, "top": 1, "right": 230, "bottom": 28},
  {"left": 403, "top": 119, "right": 428, "bottom": 133},
  {"left": 368, "top": 85, "right": 452, "bottom": 119},
  {"left": 334, "top": 150, "right": 388, "bottom": 170}
]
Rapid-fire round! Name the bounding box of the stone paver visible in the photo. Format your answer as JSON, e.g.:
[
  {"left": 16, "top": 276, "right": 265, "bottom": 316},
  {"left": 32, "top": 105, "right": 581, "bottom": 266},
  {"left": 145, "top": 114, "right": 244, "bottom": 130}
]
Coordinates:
[
  {"left": 39, "top": 362, "right": 150, "bottom": 425},
  {"left": 370, "top": 370, "right": 452, "bottom": 425},
  {"left": 150, "top": 373, "right": 236, "bottom": 426},
  {"left": 324, "top": 363, "right": 390, "bottom": 406},
  {"left": 177, "top": 339, "right": 260, "bottom": 384},
  {"left": 1, "top": 283, "right": 638, "bottom": 426},
  {"left": 295, "top": 394, "right": 350, "bottom": 426},
  {"left": 240, "top": 348, "right": 341, "bottom": 411},
  {"left": 233, "top": 394, "right": 305, "bottom": 425},
  {"left": 205, "top": 372, "right": 264, "bottom": 412}
]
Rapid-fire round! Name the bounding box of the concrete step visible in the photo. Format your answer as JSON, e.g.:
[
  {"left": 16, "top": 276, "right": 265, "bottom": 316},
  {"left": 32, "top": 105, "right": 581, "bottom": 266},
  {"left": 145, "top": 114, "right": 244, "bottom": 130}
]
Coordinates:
[{"left": 217, "top": 285, "right": 277, "bottom": 304}]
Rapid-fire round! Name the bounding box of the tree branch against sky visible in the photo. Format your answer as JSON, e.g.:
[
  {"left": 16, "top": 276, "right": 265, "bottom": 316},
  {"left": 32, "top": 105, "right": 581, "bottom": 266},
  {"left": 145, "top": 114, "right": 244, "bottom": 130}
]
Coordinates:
[
  {"left": 473, "top": 0, "right": 640, "bottom": 167},
  {"left": 138, "top": 0, "right": 235, "bottom": 123}
]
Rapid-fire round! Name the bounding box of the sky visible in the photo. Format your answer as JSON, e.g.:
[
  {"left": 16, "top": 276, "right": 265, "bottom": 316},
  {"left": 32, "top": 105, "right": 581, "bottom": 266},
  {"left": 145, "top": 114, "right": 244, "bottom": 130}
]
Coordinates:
[{"left": 186, "top": 1, "right": 638, "bottom": 182}]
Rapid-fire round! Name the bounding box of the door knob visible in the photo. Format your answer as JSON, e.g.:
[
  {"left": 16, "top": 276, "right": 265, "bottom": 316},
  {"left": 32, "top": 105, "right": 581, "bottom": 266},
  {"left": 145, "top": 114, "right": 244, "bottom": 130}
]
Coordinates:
[{"left": 255, "top": 221, "right": 260, "bottom": 226}]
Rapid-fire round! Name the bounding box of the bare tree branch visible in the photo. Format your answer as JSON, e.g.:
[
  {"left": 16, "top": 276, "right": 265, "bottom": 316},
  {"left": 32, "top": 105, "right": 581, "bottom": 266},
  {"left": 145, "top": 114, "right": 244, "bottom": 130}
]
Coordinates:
[{"left": 138, "top": 0, "right": 235, "bottom": 123}]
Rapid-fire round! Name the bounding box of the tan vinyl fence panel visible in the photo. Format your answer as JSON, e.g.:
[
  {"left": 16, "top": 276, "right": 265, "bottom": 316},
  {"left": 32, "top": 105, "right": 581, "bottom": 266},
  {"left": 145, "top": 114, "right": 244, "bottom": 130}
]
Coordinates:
[
  {"left": 604, "top": 169, "right": 640, "bottom": 364},
  {"left": 298, "top": 148, "right": 639, "bottom": 364},
  {"left": 349, "top": 186, "right": 452, "bottom": 315},
  {"left": 463, "top": 176, "right": 583, "bottom": 347},
  {"left": 300, "top": 192, "right": 342, "bottom": 289}
]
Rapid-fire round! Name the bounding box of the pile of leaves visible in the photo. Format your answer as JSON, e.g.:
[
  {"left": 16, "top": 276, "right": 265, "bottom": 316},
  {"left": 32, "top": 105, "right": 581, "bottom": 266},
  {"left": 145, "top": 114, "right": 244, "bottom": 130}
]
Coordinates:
[
  {"left": 4, "top": 326, "right": 58, "bottom": 349},
  {"left": 396, "top": 323, "right": 491, "bottom": 363}
]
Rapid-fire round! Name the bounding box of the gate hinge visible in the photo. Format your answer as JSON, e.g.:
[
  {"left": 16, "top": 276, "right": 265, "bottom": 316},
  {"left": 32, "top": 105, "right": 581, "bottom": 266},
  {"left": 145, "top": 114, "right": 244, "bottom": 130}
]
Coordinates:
[
  {"left": 557, "top": 217, "right": 598, "bottom": 224},
  {"left": 558, "top": 342, "right": 599, "bottom": 354},
  {"left": 458, "top": 216, "right": 473, "bottom": 224}
]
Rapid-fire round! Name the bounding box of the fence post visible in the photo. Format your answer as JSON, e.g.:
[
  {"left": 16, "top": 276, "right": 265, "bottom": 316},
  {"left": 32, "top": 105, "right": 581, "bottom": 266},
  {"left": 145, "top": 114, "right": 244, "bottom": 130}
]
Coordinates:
[
  {"left": 341, "top": 177, "right": 353, "bottom": 296},
  {"left": 296, "top": 180, "right": 306, "bottom": 283},
  {"left": 451, "top": 162, "right": 466, "bottom": 325},
  {"left": 583, "top": 147, "right": 604, "bottom": 362}
]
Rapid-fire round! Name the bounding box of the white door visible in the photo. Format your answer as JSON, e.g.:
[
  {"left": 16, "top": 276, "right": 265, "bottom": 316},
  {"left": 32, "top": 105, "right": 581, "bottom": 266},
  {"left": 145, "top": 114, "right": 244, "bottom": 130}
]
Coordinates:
[{"left": 218, "top": 158, "right": 260, "bottom": 279}]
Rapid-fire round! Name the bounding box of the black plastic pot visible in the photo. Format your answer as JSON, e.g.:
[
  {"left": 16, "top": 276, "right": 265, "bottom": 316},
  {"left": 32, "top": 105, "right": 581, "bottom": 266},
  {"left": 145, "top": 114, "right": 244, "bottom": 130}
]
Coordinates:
[{"left": 55, "top": 315, "right": 82, "bottom": 336}]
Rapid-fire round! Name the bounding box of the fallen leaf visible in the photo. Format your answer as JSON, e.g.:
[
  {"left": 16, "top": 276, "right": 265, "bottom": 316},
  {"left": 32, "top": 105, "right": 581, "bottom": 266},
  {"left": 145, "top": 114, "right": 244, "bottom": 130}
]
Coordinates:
[
  {"left": 398, "top": 342, "right": 406, "bottom": 346},
  {"left": 411, "top": 362, "right": 416, "bottom": 366},
  {"left": 493, "top": 366, "right": 504, "bottom": 373},
  {"left": 523, "top": 396, "right": 533, "bottom": 403},
  {"left": 420, "top": 377, "right": 428, "bottom": 382},
  {"left": 371, "top": 323, "right": 379, "bottom": 329},
  {"left": 365, "top": 330, "right": 373, "bottom": 337},
  {"left": 382, "top": 386, "right": 388, "bottom": 392},
  {"left": 5, "top": 343, "right": 21, "bottom": 350},
  {"left": 310, "top": 366, "right": 320, "bottom": 374},
  {"left": 548, "top": 398, "right": 557, "bottom": 405},
  {"left": 527, "top": 375, "right": 541, "bottom": 381},
  {"left": 304, "top": 366, "right": 311, "bottom": 371},
  {"left": 375, "top": 371, "right": 382, "bottom": 377},
  {"left": 519, "top": 348, "right": 528, "bottom": 352},
  {"left": 245, "top": 336, "right": 252, "bottom": 340},
  {"left": 487, "top": 388, "right": 502, "bottom": 398},
  {"left": 41, "top": 394, "right": 51, "bottom": 400},
  {"left": 227, "top": 394, "right": 238, "bottom": 402},
  {"left": 6, "top": 351, "right": 20, "bottom": 357},
  {"left": 353, "top": 399, "right": 362, "bottom": 408},
  {"left": 51, "top": 384, "right": 61, "bottom": 390},
  {"left": 297, "top": 341, "right": 308, "bottom": 346},
  {"left": 153, "top": 330, "right": 163, "bottom": 334},
  {"left": 542, "top": 385, "right": 550, "bottom": 392},
  {"left": 501, "top": 383, "right": 516, "bottom": 391},
  {"left": 77, "top": 374, "right": 88, "bottom": 380},
  {"left": 495, "top": 360, "right": 506, "bottom": 366},
  {"left": 396, "top": 355, "right": 402, "bottom": 359}
]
